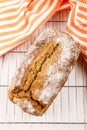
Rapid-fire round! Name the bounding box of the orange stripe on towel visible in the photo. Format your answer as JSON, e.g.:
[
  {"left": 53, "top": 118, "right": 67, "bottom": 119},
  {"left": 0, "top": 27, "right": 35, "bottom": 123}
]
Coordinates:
[
  {"left": 0, "top": 0, "right": 63, "bottom": 52},
  {"left": 66, "top": 0, "right": 87, "bottom": 61}
]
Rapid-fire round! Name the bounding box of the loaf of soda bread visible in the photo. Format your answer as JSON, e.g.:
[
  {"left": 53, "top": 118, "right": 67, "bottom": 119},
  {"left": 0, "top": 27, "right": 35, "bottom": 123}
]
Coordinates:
[{"left": 8, "top": 29, "right": 80, "bottom": 116}]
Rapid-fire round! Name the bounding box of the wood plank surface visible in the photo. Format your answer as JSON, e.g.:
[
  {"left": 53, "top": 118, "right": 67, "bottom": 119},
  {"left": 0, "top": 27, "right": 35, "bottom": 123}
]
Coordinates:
[{"left": 0, "top": 10, "right": 87, "bottom": 130}]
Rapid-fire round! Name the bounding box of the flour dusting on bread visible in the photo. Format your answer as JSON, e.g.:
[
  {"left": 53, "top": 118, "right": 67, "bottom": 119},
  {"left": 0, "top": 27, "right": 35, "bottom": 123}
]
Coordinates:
[{"left": 8, "top": 29, "right": 80, "bottom": 116}]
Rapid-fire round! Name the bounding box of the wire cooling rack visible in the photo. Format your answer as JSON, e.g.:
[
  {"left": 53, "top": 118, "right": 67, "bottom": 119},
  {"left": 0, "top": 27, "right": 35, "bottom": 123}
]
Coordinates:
[{"left": 0, "top": 10, "right": 87, "bottom": 130}]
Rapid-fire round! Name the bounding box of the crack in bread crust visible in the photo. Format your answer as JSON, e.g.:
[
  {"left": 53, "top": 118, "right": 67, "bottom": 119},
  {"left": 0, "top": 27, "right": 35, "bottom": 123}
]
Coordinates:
[{"left": 10, "top": 41, "right": 60, "bottom": 111}]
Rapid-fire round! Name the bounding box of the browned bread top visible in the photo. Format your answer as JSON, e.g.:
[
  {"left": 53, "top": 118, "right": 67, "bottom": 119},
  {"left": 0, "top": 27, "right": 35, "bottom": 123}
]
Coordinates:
[{"left": 8, "top": 29, "right": 80, "bottom": 116}]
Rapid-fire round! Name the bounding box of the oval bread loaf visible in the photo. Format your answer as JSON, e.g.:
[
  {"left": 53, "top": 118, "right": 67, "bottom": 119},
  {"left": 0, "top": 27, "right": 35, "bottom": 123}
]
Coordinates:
[{"left": 8, "top": 29, "right": 80, "bottom": 116}]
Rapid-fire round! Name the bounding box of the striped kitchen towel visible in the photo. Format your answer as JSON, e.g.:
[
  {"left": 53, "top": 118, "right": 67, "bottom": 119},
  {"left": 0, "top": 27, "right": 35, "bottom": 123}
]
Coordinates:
[
  {"left": 0, "top": 0, "right": 62, "bottom": 55},
  {"left": 0, "top": 0, "right": 87, "bottom": 62},
  {"left": 66, "top": 0, "right": 87, "bottom": 62}
]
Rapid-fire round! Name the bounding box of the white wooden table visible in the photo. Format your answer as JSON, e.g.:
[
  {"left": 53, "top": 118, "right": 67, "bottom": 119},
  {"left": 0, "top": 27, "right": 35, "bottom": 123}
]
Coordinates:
[{"left": 0, "top": 10, "right": 87, "bottom": 130}]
